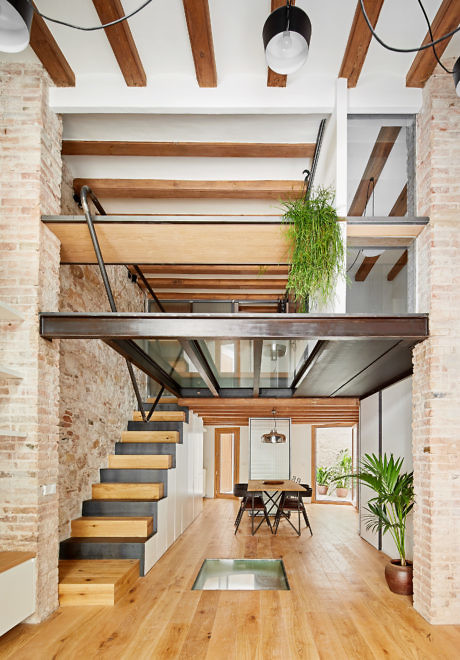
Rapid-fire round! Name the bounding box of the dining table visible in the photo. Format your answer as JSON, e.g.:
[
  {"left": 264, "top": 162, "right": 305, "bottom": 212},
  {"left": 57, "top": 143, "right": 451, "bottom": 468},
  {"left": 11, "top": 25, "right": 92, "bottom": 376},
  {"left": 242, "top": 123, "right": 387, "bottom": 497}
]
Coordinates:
[{"left": 247, "top": 479, "right": 307, "bottom": 535}]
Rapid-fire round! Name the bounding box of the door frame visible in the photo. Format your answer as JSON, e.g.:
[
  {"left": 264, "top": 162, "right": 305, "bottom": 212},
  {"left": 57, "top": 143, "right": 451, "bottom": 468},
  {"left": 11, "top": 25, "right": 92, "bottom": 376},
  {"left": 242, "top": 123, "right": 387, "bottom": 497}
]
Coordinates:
[
  {"left": 214, "top": 427, "right": 240, "bottom": 499},
  {"left": 311, "top": 423, "right": 357, "bottom": 506}
]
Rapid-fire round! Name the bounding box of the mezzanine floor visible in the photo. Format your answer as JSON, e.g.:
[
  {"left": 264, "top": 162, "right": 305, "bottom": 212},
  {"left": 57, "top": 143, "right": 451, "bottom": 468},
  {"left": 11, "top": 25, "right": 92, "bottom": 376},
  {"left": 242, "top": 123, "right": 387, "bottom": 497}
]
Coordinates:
[{"left": 1, "top": 499, "right": 459, "bottom": 659}]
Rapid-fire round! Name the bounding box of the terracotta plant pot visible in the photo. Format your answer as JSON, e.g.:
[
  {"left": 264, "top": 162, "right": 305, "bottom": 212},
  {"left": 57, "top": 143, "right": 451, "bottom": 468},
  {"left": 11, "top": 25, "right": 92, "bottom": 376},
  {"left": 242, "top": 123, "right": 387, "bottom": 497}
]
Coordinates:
[
  {"left": 317, "top": 485, "right": 328, "bottom": 495},
  {"left": 336, "top": 487, "right": 348, "bottom": 498},
  {"left": 384, "top": 559, "right": 413, "bottom": 595}
]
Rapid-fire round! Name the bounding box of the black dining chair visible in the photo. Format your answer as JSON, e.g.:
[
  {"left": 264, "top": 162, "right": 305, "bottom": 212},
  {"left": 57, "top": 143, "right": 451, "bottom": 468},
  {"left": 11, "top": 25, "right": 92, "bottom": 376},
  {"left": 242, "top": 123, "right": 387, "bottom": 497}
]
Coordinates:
[
  {"left": 233, "top": 483, "right": 272, "bottom": 535},
  {"left": 274, "top": 484, "right": 313, "bottom": 536}
]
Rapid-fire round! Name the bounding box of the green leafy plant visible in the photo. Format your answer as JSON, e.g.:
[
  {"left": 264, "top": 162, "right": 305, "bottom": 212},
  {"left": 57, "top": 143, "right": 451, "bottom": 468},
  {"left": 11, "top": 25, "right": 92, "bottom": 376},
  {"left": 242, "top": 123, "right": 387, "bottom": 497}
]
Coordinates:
[
  {"left": 316, "top": 465, "right": 332, "bottom": 487},
  {"left": 336, "top": 453, "right": 414, "bottom": 565},
  {"left": 282, "top": 187, "right": 345, "bottom": 310},
  {"left": 332, "top": 448, "right": 352, "bottom": 489}
]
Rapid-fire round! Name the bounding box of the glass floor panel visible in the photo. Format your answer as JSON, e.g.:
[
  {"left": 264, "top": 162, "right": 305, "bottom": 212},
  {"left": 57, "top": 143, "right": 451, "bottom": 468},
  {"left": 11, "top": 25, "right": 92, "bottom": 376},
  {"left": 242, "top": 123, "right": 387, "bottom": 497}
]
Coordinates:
[{"left": 192, "top": 559, "right": 290, "bottom": 591}]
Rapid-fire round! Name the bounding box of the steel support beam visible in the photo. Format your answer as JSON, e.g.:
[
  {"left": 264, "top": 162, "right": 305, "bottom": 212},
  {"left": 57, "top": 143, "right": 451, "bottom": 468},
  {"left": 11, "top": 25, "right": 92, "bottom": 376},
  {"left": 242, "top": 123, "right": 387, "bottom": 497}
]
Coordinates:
[
  {"left": 180, "top": 339, "right": 220, "bottom": 397},
  {"left": 253, "top": 339, "right": 263, "bottom": 398}
]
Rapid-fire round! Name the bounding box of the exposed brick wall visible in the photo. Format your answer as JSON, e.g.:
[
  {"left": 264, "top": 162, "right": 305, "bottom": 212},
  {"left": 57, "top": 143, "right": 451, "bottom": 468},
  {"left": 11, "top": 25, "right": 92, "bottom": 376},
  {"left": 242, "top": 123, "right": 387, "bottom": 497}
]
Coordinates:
[
  {"left": 0, "top": 62, "right": 61, "bottom": 622},
  {"left": 58, "top": 168, "right": 147, "bottom": 540},
  {"left": 413, "top": 59, "right": 460, "bottom": 625}
]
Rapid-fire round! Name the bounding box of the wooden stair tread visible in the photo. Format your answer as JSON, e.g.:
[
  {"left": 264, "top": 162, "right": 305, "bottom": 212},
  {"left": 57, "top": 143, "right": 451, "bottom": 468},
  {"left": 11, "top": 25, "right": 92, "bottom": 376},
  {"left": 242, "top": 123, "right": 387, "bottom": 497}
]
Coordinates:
[
  {"left": 108, "top": 454, "right": 172, "bottom": 469},
  {"left": 92, "top": 482, "right": 164, "bottom": 501},
  {"left": 147, "top": 396, "right": 178, "bottom": 403},
  {"left": 132, "top": 410, "right": 185, "bottom": 422},
  {"left": 63, "top": 536, "right": 151, "bottom": 543},
  {"left": 58, "top": 559, "right": 139, "bottom": 606},
  {"left": 121, "top": 430, "right": 179, "bottom": 443},
  {"left": 71, "top": 516, "right": 153, "bottom": 538}
]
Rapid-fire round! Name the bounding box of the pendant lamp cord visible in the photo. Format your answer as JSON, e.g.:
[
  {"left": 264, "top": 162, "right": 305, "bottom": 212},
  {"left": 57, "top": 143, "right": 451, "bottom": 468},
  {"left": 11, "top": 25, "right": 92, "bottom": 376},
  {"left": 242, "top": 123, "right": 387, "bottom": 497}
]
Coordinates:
[{"left": 25, "top": 0, "right": 153, "bottom": 31}]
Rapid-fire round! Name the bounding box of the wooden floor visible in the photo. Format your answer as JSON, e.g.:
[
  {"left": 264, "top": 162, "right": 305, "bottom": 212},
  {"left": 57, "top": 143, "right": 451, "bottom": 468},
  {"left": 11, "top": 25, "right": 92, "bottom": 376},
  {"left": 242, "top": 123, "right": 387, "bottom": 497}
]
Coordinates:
[{"left": 1, "top": 499, "right": 460, "bottom": 659}]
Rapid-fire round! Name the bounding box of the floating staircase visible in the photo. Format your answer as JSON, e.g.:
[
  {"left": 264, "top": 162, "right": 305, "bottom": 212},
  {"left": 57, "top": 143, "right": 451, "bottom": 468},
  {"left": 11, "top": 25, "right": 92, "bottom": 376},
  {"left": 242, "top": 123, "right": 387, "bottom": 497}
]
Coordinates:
[{"left": 59, "top": 398, "right": 186, "bottom": 605}]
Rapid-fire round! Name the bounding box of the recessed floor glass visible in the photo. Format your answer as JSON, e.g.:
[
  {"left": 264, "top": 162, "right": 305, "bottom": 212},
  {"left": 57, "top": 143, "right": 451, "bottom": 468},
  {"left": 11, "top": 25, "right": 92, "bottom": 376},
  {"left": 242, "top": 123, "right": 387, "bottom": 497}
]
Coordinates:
[{"left": 192, "top": 559, "right": 289, "bottom": 591}]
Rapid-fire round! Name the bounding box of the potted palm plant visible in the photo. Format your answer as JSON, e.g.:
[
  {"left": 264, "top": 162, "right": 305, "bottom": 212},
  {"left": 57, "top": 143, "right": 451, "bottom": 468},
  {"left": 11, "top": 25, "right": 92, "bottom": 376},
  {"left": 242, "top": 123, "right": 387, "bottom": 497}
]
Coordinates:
[
  {"left": 316, "top": 466, "right": 332, "bottom": 495},
  {"left": 345, "top": 453, "right": 414, "bottom": 595},
  {"left": 282, "top": 187, "right": 345, "bottom": 310}
]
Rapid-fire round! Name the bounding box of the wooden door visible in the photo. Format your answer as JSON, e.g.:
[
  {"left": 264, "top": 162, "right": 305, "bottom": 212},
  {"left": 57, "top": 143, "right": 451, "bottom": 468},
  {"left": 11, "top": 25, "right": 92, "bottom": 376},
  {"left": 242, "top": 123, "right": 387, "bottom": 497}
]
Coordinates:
[{"left": 214, "top": 428, "right": 240, "bottom": 498}]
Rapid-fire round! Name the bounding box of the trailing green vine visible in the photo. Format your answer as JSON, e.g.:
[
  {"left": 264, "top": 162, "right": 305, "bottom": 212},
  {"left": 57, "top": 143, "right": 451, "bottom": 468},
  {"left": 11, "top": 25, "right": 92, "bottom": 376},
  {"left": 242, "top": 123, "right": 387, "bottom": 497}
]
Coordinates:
[{"left": 282, "top": 187, "right": 345, "bottom": 310}]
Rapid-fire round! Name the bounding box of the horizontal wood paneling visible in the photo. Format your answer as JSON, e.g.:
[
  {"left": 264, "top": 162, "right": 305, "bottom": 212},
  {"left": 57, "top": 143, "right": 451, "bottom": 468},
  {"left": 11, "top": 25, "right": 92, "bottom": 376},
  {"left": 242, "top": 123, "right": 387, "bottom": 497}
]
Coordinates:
[{"left": 146, "top": 278, "right": 287, "bottom": 290}]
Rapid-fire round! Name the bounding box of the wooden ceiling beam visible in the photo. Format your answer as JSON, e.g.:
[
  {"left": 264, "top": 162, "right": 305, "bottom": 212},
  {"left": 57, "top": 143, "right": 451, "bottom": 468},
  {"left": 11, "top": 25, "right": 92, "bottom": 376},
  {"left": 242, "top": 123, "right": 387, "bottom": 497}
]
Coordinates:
[
  {"left": 389, "top": 184, "right": 408, "bottom": 217},
  {"left": 156, "top": 292, "right": 283, "bottom": 301},
  {"left": 73, "top": 179, "right": 304, "bottom": 199},
  {"left": 267, "top": 0, "right": 295, "bottom": 87},
  {"left": 348, "top": 126, "right": 401, "bottom": 216},
  {"left": 62, "top": 141, "right": 315, "bottom": 158},
  {"left": 387, "top": 250, "right": 408, "bottom": 281},
  {"left": 182, "top": 0, "right": 217, "bottom": 87},
  {"left": 139, "top": 266, "right": 290, "bottom": 275},
  {"left": 145, "top": 278, "right": 287, "bottom": 290},
  {"left": 339, "top": 1, "right": 385, "bottom": 88},
  {"left": 355, "top": 255, "right": 380, "bottom": 281},
  {"left": 29, "top": 8, "right": 75, "bottom": 87},
  {"left": 92, "top": 0, "right": 146, "bottom": 86},
  {"left": 180, "top": 397, "right": 359, "bottom": 409},
  {"left": 406, "top": 0, "right": 460, "bottom": 87}
]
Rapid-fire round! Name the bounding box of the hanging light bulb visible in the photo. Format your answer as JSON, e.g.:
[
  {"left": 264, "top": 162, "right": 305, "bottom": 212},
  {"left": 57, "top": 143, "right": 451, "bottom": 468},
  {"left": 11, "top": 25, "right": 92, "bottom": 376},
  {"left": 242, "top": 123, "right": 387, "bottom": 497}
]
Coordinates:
[
  {"left": 262, "top": 1, "right": 311, "bottom": 75},
  {"left": 261, "top": 409, "right": 286, "bottom": 444}
]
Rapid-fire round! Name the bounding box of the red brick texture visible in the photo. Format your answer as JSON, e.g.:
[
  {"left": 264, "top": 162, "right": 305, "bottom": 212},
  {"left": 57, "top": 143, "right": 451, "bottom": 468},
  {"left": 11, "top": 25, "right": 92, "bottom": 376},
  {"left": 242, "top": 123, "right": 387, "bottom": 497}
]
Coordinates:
[
  {"left": 413, "top": 59, "right": 460, "bottom": 625},
  {"left": 0, "top": 62, "right": 61, "bottom": 622}
]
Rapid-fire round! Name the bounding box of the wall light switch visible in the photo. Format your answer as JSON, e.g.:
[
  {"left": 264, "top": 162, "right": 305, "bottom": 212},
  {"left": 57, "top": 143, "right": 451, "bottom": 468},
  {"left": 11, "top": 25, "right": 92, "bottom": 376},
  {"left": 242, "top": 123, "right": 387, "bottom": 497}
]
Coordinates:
[{"left": 41, "top": 483, "right": 56, "bottom": 496}]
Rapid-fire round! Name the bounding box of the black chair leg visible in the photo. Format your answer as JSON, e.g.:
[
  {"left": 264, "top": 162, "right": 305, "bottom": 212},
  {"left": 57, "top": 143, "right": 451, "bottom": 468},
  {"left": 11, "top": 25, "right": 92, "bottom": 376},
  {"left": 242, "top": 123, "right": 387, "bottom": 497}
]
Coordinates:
[
  {"left": 234, "top": 497, "right": 247, "bottom": 534},
  {"left": 263, "top": 506, "right": 273, "bottom": 534},
  {"left": 301, "top": 503, "right": 313, "bottom": 535}
]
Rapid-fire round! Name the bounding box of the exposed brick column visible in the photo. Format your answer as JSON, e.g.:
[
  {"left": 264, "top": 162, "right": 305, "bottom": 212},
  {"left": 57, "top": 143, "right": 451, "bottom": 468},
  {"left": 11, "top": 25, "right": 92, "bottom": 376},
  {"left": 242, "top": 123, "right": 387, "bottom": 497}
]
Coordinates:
[
  {"left": 412, "top": 60, "right": 460, "bottom": 625},
  {"left": 0, "top": 62, "right": 61, "bottom": 621}
]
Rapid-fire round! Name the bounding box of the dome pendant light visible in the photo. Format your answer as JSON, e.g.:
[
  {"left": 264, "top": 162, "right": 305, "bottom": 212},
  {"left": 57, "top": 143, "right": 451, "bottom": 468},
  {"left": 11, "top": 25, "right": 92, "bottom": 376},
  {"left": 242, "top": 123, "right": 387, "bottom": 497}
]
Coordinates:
[
  {"left": 262, "top": 0, "right": 311, "bottom": 75},
  {"left": 261, "top": 409, "right": 287, "bottom": 444},
  {"left": 454, "top": 57, "right": 460, "bottom": 97},
  {"left": 0, "top": 0, "right": 34, "bottom": 53}
]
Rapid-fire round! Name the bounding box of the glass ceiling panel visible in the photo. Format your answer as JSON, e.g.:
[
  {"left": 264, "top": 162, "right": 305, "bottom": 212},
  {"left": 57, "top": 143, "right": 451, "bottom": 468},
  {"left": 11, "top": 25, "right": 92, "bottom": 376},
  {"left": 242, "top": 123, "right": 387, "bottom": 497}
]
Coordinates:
[
  {"left": 135, "top": 339, "right": 206, "bottom": 388},
  {"left": 260, "top": 339, "right": 311, "bottom": 388},
  {"left": 198, "top": 339, "right": 254, "bottom": 388}
]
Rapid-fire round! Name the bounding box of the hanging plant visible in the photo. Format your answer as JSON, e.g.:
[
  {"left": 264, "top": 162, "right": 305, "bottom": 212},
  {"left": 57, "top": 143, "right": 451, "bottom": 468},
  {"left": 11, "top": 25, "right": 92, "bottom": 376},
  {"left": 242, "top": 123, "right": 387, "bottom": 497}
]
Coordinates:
[{"left": 282, "top": 187, "right": 345, "bottom": 310}]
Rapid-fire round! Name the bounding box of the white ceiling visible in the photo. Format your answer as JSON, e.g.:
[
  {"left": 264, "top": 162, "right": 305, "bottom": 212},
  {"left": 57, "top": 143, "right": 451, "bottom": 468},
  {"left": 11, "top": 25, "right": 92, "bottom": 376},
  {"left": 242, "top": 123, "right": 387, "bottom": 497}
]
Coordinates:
[{"left": 25, "top": 0, "right": 459, "bottom": 114}]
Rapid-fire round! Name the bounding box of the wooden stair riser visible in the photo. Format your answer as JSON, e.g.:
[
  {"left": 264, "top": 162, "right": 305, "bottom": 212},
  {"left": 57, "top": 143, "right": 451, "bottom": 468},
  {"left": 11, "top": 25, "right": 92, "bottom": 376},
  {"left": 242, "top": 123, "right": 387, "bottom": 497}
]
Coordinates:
[
  {"left": 132, "top": 410, "right": 185, "bottom": 422},
  {"left": 58, "top": 559, "right": 139, "bottom": 606},
  {"left": 92, "top": 483, "right": 164, "bottom": 500},
  {"left": 108, "top": 454, "right": 172, "bottom": 469},
  {"left": 71, "top": 517, "right": 153, "bottom": 538},
  {"left": 121, "top": 430, "right": 179, "bottom": 444}
]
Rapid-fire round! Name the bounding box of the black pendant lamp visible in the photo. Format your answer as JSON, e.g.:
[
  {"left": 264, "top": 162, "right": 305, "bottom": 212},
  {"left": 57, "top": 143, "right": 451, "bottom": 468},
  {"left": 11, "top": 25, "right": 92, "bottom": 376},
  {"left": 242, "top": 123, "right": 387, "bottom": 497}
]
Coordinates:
[
  {"left": 262, "top": 0, "right": 311, "bottom": 75},
  {"left": 454, "top": 57, "right": 460, "bottom": 97},
  {"left": 0, "top": 0, "right": 33, "bottom": 52},
  {"left": 261, "top": 409, "right": 287, "bottom": 444}
]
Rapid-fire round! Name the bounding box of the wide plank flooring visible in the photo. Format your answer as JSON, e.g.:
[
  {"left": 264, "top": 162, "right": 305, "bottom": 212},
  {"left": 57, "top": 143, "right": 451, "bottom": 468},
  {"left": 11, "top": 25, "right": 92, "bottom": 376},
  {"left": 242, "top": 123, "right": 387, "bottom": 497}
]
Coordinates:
[{"left": 1, "top": 499, "right": 459, "bottom": 659}]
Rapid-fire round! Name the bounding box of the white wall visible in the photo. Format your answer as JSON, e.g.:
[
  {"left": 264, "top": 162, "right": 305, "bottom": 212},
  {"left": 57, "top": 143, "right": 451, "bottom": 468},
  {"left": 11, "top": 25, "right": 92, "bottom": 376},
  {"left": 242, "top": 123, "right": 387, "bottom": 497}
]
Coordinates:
[{"left": 359, "top": 377, "right": 413, "bottom": 560}]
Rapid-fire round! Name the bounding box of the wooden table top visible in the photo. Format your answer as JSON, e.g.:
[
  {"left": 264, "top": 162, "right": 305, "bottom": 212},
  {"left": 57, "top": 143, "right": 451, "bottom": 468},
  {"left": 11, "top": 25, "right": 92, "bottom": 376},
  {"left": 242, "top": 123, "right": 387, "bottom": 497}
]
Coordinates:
[{"left": 248, "top": 479, "right": 306, "bottom": 492}]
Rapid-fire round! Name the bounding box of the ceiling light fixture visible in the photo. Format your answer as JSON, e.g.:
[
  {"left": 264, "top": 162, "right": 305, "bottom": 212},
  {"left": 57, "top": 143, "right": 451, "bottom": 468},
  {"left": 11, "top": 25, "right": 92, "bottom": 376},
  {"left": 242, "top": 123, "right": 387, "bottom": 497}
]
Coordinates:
[
  {"left": 454, "top": 57, "right": 460, "bottom": 97},
  {"left": 261, "top": 409, "right": 287, "bottom": 444},
  {"left": 0, "top": 0, "right": 153, "bottom": 53},
  {"left": 264, "top": 342, "right": 287, "bottom": 361},
  {"left": 262, "top": 0, "right": 311, "bottom": 75},
  {"left": 0, "top": 0, "right": 33, "bottom": 52}
]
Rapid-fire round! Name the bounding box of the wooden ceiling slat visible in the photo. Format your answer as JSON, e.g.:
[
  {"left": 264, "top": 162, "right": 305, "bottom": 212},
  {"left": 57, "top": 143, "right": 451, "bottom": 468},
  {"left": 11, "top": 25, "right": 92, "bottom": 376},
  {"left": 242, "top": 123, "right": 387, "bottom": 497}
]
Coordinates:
[
  {"left": 348, "top": 126, "right": 401, "bottom": 216},
  {"left": 339, "top": 0, "right": 385, "bottom": 88},
  {"left": 62, "top": 141, "right": 315, "bottom": 158},
  {"left": 389, "top": 184, "right": 408, "bottom": 217},
  {"left": 267, "top": 0, "right": 295, "bottom": 87},
  {"left": 157, "top": 292, "right": 283, "bottom": 301},
  {"left": 73, "top": 179, "right": 304, "bottom": 199},
  {"left": 182, "top": 0, "right": 217, "bottom": 87},
  {"left": 355, "top": 255, "right": 380, "bottom": 281},
  {"left": 387, "top": 250, "right": 408, "bottom": 282},
  {"left": 29, "top": 9, "right": 75, "bottom": 87},
  {"left": 406, "top": 0, "right": 460, "bottom": 88},
  {"left": 93, "top": 0, "right": 146, "bottom": 87},
  {"left": 146, "top": 278, "right": 287, "bottom": 290}
]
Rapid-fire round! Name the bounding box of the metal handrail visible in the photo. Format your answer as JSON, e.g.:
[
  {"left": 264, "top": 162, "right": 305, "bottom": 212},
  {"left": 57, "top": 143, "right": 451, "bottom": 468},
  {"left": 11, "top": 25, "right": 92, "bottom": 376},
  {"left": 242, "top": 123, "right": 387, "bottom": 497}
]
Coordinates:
[{"left": 80, "top": 185, "right": 148, "bottom": 422}]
